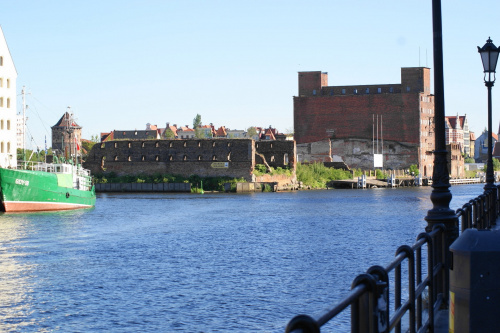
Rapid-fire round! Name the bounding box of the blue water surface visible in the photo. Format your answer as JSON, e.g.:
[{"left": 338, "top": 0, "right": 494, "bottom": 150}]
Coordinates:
[{"left": 0, "top": 184, "right": 484, "bottom": 332}]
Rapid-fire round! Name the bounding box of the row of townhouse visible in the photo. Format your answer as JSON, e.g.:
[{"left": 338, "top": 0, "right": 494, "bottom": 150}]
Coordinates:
[{"left": 100, "top": 123, "right": 290, "bottom": 142}]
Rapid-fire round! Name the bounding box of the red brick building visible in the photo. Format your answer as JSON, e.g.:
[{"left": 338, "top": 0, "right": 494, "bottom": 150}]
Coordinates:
[{"left": 293, "top": 67, "right": 435, "bottom": 176}]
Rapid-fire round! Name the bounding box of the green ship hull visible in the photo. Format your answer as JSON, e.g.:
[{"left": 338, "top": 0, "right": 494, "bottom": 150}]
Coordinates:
[{"left": 0, "top": 166, "right": 96, "bottom": 212}]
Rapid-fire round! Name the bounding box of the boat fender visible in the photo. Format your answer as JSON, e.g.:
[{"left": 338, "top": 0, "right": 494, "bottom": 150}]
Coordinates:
[{"left": 66, "top": 192, "right": 70, "bottom": 198}]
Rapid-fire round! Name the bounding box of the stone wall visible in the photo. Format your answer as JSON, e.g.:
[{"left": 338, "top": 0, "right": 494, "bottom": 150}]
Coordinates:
[
  {"left": 84, "top": 139, "right": 296, "bottom": 182},
  {"left": 297, "top": 138, "right": 419, "bottom": 170}
]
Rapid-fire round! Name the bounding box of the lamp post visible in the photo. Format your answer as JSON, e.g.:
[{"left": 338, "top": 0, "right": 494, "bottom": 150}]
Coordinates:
[{"left": 478, "top": 38, "right": 500, "bottom": 195}]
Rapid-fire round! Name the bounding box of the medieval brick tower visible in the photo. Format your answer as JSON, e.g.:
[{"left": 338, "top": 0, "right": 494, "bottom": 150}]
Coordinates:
[{"left": 51, "top": 110, "right": 82, "bottom": 159}]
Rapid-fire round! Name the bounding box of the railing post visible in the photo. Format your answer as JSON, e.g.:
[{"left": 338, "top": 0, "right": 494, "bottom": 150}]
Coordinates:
[
  {"left": 367, "top": 266, "right": 389, "bottom": 333},
  {"left": 351, "top": 274, "right": 378, "bottom": 333}
]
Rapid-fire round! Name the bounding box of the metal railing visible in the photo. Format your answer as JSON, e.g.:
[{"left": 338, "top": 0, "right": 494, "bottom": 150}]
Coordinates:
[{"left": 285, "top": 185, "right": 500, "bottom": 333}]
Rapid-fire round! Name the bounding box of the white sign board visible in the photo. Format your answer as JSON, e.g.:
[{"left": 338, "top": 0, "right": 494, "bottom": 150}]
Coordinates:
[{"left": 374, "top": 154, "right": 383, "bottom": 168}]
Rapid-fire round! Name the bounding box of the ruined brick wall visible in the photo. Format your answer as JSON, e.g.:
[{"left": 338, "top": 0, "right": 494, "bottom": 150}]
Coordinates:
[
  {"left": 254, "top": 140, "right": 296, "bottom": 169},
  {"left": 296, "top": 139, "right": 332, "bottom": 163},
  {"left": 84, "top": 139, "right": 296, "bottom": 182},
  {"left": 297, "top": 138, "right": 419, "bottom": 170}
]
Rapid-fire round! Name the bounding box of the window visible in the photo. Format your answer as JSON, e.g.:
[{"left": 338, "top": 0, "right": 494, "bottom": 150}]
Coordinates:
[
  {"left": 169, "top": 155, "right": 173, "bottom": 161},
  {"left": 212, "top": 142, "right": 216, "bottom": 147},
  {"left": 0, "top": 78, "right": 2, "bottom": 87},
  {"left": 270, "top": 156, "right": 275, "bottom": 162},
  {"left": 100, "top": 143, "right": 105, "bottom": 148},
  {"left": 7, "top": 120, "right": 10, "bottom": 130},
  {"left": 114, "top": 142, "right": 118, "bottom": 148},
  {"left": 7, "top": 142, "right": 10, "bottom": 153},
  {"left": 183, "top": 141, "right": 187, "bottom": 147},
  {"left": 330, "top": 90, "right": 334, "bottom": 96},
  {"left": 6, "top": 98, "right": 10, "bottom": 108},
  {"left": 141, "top": 142, "right": 145, "bottom": 148},
  {"left": 198, "top": 141, "right": 201, "bottom": 147},
  {"left": 353, "top": 89, "right": 358, "bottom": 94},
  {"left": 212, "top": 155, "right": 217, "bottom": 161},
  {"left": 365, "top": 88, "right": 370, "bottom": 94},
  {"left": 227, "top": 152, "right": 231, "bottom": 161},
  {"left": 377, "top": 88, "right": 382, "bottom": 93},
  {"left": 313, "top": 89, "right": 317, "bottom": 95},
  {"left": 406, "top": 86, "right": 411, "bottom": 92},
  {"left": 0, "top": 120, "right": 3, "bottom": 129},
  {"left": 155, "top": 155, "right": 159, "bottom": 161},
  {"left": 342, "top": 89, "right": 346, "bottom": 95},
  {"left": 155, "top": 142, "right": 159, "bottom": 148},
  {"left": 389, "top": 87, "right": 394, "bottom": 93},
  {"left": 0, "top": 97, "right": 2, "bottom": 107},
  {"left": 183, "top": 155, "right": 187, "bottom": 161},
  {"left": 169, "top": 142, "right": 173, "bottom": 148},
  {"left": 128, "top": 142, "right": 132, "bottom": 148},
  {"left": 114, "top": 156, "right": 118, "bottom": 161},
  {"left": 128, "top": 156, "right": 132, "bottom": 161},
  {"left": 0, "top": 56, "right": 3, "bottom": 66},
  {"left": 6, "top": 79, "right": 10, "bottom": 88},
  {"left": 198, "top": 155, "right": 202, "bottom": 161},
  {"left": 141, "top": 155, "right": 146, "bottom": 161}
]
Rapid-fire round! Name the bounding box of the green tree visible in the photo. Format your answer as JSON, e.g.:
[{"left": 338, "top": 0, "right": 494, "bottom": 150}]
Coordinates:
[
  {"left": 483, "top": 158, "right": 500, "bottom": 173},
  {"left": 193, "top": 114, "right": 204, "bottom": 138},
  {"left": 193, "top": 114, "right": 202, "bottom": 128},
  {"left": 247, "top": 126, "right": 258, "bottom": 138},
  {"left": 164, "top": 128, "right": 176, "bottom": 139},
  {"left": 409, "top": 164, "right": 420, "bottom": 176}
]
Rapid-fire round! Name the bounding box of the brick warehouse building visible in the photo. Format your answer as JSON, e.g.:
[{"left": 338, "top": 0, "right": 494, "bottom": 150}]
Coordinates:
[{"left": 293, "top": 67, "right": 435, "bottom": 176}]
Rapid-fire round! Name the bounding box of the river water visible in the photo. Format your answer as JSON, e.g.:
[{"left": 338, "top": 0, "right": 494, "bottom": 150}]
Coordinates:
[{"left": 0, "top": 184, "right": 484, "bottom": 332}]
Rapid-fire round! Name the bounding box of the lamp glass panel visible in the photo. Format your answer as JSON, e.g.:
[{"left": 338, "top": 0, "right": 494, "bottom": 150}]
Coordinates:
[{"left": 481, "top": 52, "right": 491, "bottom": 72}]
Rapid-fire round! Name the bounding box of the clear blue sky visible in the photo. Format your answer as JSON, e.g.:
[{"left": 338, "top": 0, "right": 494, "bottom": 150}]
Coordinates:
[{"left": 2, "top": 1, "right": 500, "bottom": 149}]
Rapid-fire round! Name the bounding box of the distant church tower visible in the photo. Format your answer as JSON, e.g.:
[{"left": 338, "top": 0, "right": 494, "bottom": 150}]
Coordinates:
[
  {"left": 0, "top": 26, "right": 18, "bottom": 168},
  {"left": 51, "top": 109, "right": 82, "bottom": 158}
]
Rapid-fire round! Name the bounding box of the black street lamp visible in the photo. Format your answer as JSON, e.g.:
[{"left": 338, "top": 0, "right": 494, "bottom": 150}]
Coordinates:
[{"left": 478, "top": 38, "right": 500, "bottom": 193}]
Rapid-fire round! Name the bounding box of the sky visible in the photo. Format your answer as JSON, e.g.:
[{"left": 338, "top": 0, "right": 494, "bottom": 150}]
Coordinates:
[{"left": 1, "top": 0, "right": 500, "bottom": 149}]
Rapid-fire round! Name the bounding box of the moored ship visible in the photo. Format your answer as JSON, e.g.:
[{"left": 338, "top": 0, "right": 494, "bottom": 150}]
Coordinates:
[{"left": 0, "top": 161, "right": 96, "bottom": 212}]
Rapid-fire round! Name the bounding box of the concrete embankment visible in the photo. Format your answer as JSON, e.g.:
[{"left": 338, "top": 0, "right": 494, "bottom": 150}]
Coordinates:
[{"left": 95, "top": 183, "right": 191, "bottom": 192}]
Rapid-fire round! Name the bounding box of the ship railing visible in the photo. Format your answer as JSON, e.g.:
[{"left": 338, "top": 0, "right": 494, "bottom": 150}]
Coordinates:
[{"left": 285, "top": 186, "right": 500, "bottom": 333}]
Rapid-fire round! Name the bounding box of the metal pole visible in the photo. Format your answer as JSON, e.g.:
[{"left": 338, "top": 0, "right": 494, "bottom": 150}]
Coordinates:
[
  {"left": 424, "top": 0, "right": 458, "bottom": 304},
  {"left": 485, "top": 81, "right": 496, "bottom": 223}
]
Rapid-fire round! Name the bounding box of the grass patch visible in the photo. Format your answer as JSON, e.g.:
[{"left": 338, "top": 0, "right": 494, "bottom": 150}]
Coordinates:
[{"left": 297, "top": 162, "right": 353, "bottom": 188}]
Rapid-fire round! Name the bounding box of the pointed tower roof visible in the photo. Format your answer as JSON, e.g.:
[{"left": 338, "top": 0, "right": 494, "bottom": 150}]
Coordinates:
[{"left": 52, "top": 112, "right": 81, "bottom": 129}]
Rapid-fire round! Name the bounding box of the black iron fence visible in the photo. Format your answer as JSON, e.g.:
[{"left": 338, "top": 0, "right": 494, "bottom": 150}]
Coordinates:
[{"left": 285, "top": 186, "right": 500, "bottom": 333}]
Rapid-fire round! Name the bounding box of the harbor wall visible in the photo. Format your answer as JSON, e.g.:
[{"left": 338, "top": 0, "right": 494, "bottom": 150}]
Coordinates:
[{"left": 95, "top": 182, "right": 191, "bottom": 192}]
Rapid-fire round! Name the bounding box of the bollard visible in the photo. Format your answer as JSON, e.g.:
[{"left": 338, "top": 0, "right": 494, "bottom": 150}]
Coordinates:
[{"left": 449, "top": 228, "right": 500, "bottom": 332}]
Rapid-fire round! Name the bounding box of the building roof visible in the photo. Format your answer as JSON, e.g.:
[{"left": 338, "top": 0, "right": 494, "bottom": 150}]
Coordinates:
[
  {"left": 445, "top": 115, "right": 466, "bottom": 130},
  {"left": 493, "top": 142, "right": 500, "bottom": 157},
  {"left": 215, "top": 126, "right": 227, "bottom": 137},
  {"left": 52, "top": 112, "right": 81, "bottom": 129}
]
